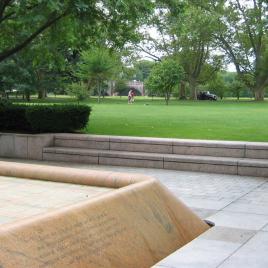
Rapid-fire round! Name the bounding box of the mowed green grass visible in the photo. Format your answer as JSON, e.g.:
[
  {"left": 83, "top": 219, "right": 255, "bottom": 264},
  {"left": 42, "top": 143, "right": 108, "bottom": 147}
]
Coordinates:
[
  {"left": 13, "top": 96, "right": 268, "bottom": 141},
  {"left": 82, "top": 97, "right": 268, "bottom": 142}
]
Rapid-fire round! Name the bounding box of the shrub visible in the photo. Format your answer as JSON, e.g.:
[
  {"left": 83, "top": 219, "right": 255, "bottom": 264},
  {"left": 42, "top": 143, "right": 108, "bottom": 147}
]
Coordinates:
[
  {"left": 0, "top": 104, "right": 31, "bottom": 131},
  {"left": 66, "top": 82, "right": 89, "bottom": 102},
  {"left": 26, "top": 105, "right": 91, "bottom": 133},
  {"left": 0, "top": 103, "right": 91, "bottom": 133},
  {"left": 0, "top": 99, "right": 12, "bottom": 107}
]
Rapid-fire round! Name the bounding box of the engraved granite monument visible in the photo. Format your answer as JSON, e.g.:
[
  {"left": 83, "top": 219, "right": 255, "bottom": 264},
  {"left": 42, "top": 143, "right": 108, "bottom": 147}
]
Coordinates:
[{"left": 0, "top": 161, "right": 209, "bottom": 268}]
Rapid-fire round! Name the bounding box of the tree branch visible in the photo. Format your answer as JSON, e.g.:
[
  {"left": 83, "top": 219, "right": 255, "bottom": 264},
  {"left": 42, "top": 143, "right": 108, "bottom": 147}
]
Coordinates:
[
  {"left": 235, "top": 0, "right": 257, "bottom": 56},
  {"left": 0, "top": 0, "right": 13, "bottom": 20},
  {"left": 0, "top": 11, "right": 68, "bottom": 62},
  {"left": 135, "top": 44, "right": 162, "bottom": 61}
]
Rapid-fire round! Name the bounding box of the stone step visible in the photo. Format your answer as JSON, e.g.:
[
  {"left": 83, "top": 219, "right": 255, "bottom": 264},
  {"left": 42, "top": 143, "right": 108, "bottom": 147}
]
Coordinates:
[
  {"left": 54, "top": 134, "right": 268, "bottom": 159},
  {"left": 43, "top": 147, "right": 268, "bottom": 177}
]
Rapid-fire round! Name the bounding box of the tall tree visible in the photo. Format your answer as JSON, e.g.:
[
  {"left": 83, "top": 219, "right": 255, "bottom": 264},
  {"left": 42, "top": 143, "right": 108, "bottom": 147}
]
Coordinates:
[
  {"left": 0, "top": 0, "right": 154, "bottom": 62},
  {"left": 145, "top": 58, "right": 183, "bottom": 105},
  {"left": 76, "top": 47, "right": 121, "bottom": 103},
  {"left": 175, "top": 6, "right": 222, "bottom": 99},
  {"left": 193, "top": 0, "right": 268, "bottom": 100},
  {"left": 137, "top": 2, "right": 222, "bottom": 99}
]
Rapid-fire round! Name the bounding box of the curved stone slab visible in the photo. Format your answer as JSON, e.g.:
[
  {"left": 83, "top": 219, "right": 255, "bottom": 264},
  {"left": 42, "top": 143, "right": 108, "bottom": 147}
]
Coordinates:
[{"left": 0, "top": 161, "right": 209, "bottom": 268}]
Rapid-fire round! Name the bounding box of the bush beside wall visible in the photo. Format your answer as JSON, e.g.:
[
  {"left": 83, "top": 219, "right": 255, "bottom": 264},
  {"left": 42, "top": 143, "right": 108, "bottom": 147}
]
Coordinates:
[
  {"left": 26, "top": 105, "right": 91, "bottom": 132},
  {"left": 0, "top": 105, "right": 31, "bottom": 131},
  {"left": 0, "top": 102, "right": 91, "bottom": 133}
]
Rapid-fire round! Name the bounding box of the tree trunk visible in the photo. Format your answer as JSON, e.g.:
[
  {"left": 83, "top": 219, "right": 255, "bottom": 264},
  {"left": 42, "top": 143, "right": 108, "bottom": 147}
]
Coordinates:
[
  {"left": 254, "top": 88, "right": 264, "bottom": 101},
  {"left": 37, "top": 88, "right": 47, "bottom": 99},
  {"left": 38, "top": 90, "right": 42, "bottom": 99},
  {"left": 97, "top": 81, "right": 101, "bottom": 103},
  {"left": 165, "top": 92, "right": 170, "bottom": 105},
  {"left": 189, "top": 78, "right": 197, "bottom": 100},
  {"left": 179, "top": 81, "right": 186, "bottom": 100},
  {"left": 25, "top": 91, "right": 30, "bottom": 102}
]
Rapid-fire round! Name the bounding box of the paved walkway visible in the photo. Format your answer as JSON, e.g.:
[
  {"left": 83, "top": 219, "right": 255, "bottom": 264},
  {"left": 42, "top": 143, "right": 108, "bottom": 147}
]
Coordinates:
[{"left": 1, "top": 158, "right": 268, "bottom": 267}]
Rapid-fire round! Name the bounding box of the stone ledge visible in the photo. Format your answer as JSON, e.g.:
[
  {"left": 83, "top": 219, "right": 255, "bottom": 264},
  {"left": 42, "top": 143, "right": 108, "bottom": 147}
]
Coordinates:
[
  {"left": 52, "top": 134, "right": 268, "bottom": 159},
  {"left": 43, "top": 146, "right": 268, "bottom": 177},
  {"left": 54, "top": 133, "right": 110, "bottom": 141},
  {"left": 164, "top": 154, "right": 238, "bottom": 166},
  {"left": 238, "top": 159, "right": 268, "bottom": 168}
]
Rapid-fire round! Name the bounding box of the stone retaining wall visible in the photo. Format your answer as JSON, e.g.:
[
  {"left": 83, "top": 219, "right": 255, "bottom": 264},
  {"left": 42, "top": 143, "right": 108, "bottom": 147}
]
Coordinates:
[{"left": 0, "top": 133, "right": 53, "bottom": 160}]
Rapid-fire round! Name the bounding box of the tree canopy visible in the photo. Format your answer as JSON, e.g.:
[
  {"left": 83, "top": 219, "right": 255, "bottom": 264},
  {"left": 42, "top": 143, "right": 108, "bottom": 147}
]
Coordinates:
[
  {"left": 145, "top": 58, "right": 184, "bottom": 105},
  {"left": 1, "top": 0, "right": 268, "bottom": 101},
  {"left": 0, "top": 0, "right": 154, "bottom": 62}
]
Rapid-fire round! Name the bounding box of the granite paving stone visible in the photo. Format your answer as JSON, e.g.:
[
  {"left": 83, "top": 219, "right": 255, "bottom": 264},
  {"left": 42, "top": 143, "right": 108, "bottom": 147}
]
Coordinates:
[
  {"left": 218, "top": 232, "right": 268, "bottom": 268},
  {"left": 206, "top": 211, "right": 268, "bottom": 231},
  {"left": 262, "top": 224, "right": 268, "bottom": 232}
]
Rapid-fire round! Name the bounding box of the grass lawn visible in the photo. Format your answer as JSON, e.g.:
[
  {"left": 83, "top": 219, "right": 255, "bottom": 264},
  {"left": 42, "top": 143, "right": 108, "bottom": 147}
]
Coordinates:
[
  {"left": 83, "top": 97, "right": 267, "bottom": 142},
  {"left": 12, "top": 96, "right": 268, "bottom": 142}
]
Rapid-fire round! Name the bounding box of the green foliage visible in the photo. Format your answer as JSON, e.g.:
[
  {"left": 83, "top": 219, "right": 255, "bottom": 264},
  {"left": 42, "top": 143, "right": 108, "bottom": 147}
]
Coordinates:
[
  {"left": 207, "top": 74, "right": 227, "bottom": 100},
  {"left": 77, "top": 48, "right": 120, "bottom": 81},
  {"left": 0, "top": 99, "right": 11, "bottom": 107},
  {"left": 201, "top": 0, "right": 268, "bottom": 100},
  {"left": 76, "top": 47, "right": 121, "bottom": 102},
  {"left": 230, "top": 80, "right": 245, "bottom": 100},
  {"left": 26, "top": 105, "right": 91, "bottom": 132},
  {"left": 114, "top": 80, "right": 128, "bottom": 96},
  {"left": 145, "top": 58, "right": 183, "bottom": 104},
  {"left": 0, "top": 0, "right": 154, "bottom": 62},
  {"left": 0, "top": 105, "right": 31, "bottom": 131},
  {"left": 142, "top": 2, "right": 222, "bottom": 99},
  {"left": 133, "top": 60, "right": 155, "bottom": 81},
  {"left": 66, "top": 82, "right": 89, "bottom": 102},
  {"left": 0, "top": 104, "right": 91, "bottom": 133}
]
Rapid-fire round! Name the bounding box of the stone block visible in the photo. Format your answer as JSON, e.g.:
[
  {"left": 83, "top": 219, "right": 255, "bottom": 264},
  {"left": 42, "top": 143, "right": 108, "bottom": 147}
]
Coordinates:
[
  {"left": 238, "top": 159, "right": 268, "bottom": 177},
  {"left": 110, "top": 136, "right": 174, "bottom": 145},
  {"left": 99, "top": 150, "right": 163, "bottom": 160},
  {"left": 99, "top": 156, "right": 164, "bottom": 169},
  {"left": 238, "top": 166, "right": 268, "bottom": 177},
  {"left": 246, "top": 149, "right": 268, "bottom": 159},
  {"left": 28, "top": 135, "right": 54, "bottom": 160},
  {"left": 245, "top": 142, "right": 268, "bottom": 159},
  {"left": 110, "top": 142, "right": 172, "bottom": 153},
  {"left": 0, "top": 134, "right": 14, "bottom": 157},
  {"left": 14, "top": 135, "right": 28, "bottom": 158},
  {"left": 164, "top": 154, "right": 237, "bottom": 165},
  {"left": 55, "top": 138, "right": 109, "bottom": 150},
  {"left": 173, "top": 145, "right": 244, "bottom": 158},
  {"left": 164, "top": 161, "right": 237, "bottom": 175},
  {"left": 55, "top": 133, "right": 110, "bottom": 141},
  {"left": 43, "top": 147, "right": 99, "bottom": 157},
  {"left": 43, "top": 152, "right": 99, "bottom": 164}
]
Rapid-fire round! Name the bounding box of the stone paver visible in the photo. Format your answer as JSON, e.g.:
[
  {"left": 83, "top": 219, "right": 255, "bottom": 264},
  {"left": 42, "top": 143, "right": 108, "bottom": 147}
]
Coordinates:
[
  {"left": 262, "top": 224, "right": 268, "bottom": 232},
  {"left": 206, "top": 210, "right": 268, "bottom": 231},
  {"left": 0, "top": 158, "right": 268, "bottom": 267},
  {"left": 218, "top": 232, "right": 268, "bottom": 268}
]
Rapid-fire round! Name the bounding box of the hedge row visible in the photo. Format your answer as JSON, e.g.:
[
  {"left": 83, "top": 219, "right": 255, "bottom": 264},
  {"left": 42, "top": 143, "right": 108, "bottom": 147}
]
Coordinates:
[{"left": 0, "top": 102, "right": 91, "bottom": 133}]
